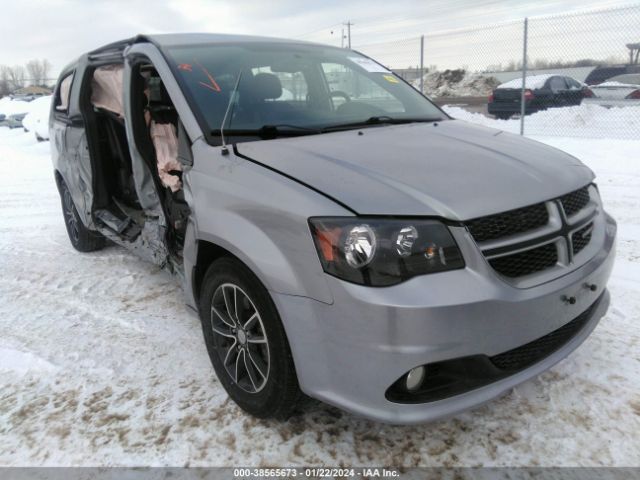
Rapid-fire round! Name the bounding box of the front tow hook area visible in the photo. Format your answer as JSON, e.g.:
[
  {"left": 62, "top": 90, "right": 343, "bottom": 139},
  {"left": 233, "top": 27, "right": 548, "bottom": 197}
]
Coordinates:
[{"left": 562, "top": 281, "right": 600, "bottom": 306}]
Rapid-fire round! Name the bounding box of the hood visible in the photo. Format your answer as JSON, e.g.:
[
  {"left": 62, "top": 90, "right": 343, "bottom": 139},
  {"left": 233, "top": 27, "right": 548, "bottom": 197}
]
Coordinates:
[{"left": 235, "top": 120, "right": 594, "bottom": 221}]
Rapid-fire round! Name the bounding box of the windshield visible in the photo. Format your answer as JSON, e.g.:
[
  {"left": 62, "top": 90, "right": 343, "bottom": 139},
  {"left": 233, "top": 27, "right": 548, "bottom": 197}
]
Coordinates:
[{"left": 165, "top": 42, "right": 447, "bottom": 144}]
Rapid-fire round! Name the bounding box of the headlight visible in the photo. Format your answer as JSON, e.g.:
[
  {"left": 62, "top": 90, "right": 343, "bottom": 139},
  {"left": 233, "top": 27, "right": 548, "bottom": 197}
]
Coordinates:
[{"left": 309, "top": 217, "right": 465, "bottom": 286}]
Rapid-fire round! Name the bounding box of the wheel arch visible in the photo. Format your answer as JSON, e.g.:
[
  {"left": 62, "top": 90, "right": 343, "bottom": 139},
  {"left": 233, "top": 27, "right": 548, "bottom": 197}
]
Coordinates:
[{"left": 192, "top": 239, "right": 232, "bottom": 307}]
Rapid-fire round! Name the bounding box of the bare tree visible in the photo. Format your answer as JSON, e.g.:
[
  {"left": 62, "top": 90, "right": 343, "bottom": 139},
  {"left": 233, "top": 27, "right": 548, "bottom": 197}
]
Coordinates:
[
  {"left": 26, "top": 59, "right": 52, "bottom": 86},
  {"left": 5, "top": 65, "right": 26, "bottom": 91},
  {"left": 0, "top": 66, "right": 10, "bottom": 96}
]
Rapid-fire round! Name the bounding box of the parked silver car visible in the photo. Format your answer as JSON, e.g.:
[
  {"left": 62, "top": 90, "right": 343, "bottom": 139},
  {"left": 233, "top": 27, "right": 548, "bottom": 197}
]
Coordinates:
[
  {"left": 51, "top": 34, "right": 616, "bottom": 424},
  {"left": 582, "top": 73, "right": 640, "bottom": 107}
]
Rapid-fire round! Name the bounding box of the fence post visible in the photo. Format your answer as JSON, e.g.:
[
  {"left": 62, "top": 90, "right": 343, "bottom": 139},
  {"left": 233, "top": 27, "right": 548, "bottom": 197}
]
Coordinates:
[
  {"left": 419, "top": 35, "right": 425, "bottom": 94},
  {"left": 520, "top": 17, "right": 528, "bottom": 136}
]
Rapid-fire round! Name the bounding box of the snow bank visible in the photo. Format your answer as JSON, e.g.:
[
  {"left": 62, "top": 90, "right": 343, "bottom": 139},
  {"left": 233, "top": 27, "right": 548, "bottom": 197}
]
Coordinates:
[
  {"left": 418, "top": 69, "right": 499, "bottom": 98},
  {"left": 444, "top": 103, "right": 640, "bottom": 139},
  {"left": 22, "top": 96, "right": 52, "bottom": 140},
  {"left": 0, "top": 97, "right": 33, "bottom": 116}
]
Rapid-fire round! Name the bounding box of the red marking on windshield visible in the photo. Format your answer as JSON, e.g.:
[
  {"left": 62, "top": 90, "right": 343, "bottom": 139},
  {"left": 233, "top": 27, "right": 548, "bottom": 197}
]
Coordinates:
[
  {"left": 195, "top": 62, "right": 221, "bottom": 92},
  {"left": 178, "top": 63, "right": 193, "bottom": 72}
]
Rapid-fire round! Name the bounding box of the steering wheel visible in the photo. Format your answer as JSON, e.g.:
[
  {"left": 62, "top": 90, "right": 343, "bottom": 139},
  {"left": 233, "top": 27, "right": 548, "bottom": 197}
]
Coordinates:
[{"left": 330, "top": 90, "right": 351, "bottom": 103}]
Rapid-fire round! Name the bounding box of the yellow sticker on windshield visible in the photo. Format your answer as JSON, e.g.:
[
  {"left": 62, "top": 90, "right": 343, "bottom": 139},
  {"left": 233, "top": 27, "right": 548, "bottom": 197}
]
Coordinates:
[{"left": 383, "top": 74, "right": 399, "bottom": 84}]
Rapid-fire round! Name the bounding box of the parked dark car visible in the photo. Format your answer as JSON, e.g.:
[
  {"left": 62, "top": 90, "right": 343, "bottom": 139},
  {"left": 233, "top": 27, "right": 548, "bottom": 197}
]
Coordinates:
[{"left": 488, "top": 74, "right": 592, "bottom": 119}]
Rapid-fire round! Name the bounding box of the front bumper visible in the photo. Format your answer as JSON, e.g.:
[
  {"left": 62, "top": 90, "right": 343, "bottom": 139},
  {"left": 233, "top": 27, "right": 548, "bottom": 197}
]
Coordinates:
[{"left": 272, "top": 213, "right": 616, "bottom": 424}]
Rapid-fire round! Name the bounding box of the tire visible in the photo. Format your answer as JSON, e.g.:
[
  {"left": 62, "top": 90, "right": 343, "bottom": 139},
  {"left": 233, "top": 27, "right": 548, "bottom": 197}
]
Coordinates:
[
  {"left": 495, "top": 113, "right": 512, "bottom": 120},
  {"left": 198, "top": 257, "right": 301, "bottom": 419},
  {"left": 58, "top": 179, "right": 106, "bottom": 252}
]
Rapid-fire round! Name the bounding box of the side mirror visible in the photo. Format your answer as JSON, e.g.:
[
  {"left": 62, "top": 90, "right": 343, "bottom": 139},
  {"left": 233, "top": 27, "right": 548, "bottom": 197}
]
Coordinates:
[{"left": 177, "top": 120, "right": 193, "bottom": 168}]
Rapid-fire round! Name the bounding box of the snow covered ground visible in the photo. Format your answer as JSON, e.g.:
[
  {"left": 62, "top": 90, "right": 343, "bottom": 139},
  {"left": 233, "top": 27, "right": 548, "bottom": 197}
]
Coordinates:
[
  {"left": 0, "top": 124, "right": 639, "bottom": 467},
  {"left": 444, "top": 103, "right": 640, "bottom": 139}
]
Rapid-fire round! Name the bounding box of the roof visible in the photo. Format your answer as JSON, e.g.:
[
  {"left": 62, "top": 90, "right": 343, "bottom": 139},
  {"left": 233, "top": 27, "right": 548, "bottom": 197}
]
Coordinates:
[
  {"left": 89, "top": 33, "right": 319, "bottom": 57},
  {"left": 145, "top": 33, "right": 316, "bottom": 47},
  {"left": 497, "top": 74, "right": 555, "bottom": 90}
]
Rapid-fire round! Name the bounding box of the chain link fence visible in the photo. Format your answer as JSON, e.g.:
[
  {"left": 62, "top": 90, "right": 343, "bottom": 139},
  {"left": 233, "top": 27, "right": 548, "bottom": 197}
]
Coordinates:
[{"left": 352, "top": 4, "right": 640, "bottom": 140}]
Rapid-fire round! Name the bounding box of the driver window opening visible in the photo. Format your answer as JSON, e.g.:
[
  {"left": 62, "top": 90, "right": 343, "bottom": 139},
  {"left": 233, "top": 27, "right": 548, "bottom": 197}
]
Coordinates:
[{"left": 83, "top": 61, "right": 188, "bottom": 255}]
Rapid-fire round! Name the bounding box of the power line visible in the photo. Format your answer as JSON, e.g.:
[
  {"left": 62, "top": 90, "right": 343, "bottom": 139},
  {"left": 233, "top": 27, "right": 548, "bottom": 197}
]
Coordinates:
[{"left": 291, "top": 22, "right": 343, "bottom": 39}]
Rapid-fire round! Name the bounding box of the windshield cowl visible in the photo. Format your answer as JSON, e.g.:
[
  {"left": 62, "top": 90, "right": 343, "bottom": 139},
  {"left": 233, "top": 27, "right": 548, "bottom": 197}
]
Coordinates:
[{"left": 213, "top": 117, "right": 446, "bottom": 140}]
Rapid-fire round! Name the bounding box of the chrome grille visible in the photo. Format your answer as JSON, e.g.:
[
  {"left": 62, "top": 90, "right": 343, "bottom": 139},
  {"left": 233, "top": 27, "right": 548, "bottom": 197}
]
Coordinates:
[
  {"left": 466, "top": 185, "right": 597, "bottom": 280},
  {"left": 466, "top": 203, "right": 548, "bottom": 242},
  {"left": 488, "top": 243, "right": 558, "bottom": 278}
]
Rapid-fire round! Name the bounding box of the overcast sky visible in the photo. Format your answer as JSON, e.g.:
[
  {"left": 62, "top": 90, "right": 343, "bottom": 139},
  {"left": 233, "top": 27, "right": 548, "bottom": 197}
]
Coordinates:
[{"left": 0, "top": 0, "right": 635, "bottom": 77}]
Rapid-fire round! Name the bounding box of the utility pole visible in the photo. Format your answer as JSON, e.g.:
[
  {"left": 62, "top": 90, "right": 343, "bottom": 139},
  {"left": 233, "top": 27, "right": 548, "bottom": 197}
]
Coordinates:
[
  {"left": 419, "top": 35, "right": 425, "bottom": 94},
  {"left": 344, "top": 21, "right": 353, "bottom": 49},
  {"left": 519, "top": 17, "right": 528, "bottom": 136}
]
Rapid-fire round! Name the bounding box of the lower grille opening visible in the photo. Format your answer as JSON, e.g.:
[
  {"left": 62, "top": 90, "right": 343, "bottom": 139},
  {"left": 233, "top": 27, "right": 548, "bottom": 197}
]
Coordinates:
[
  {"left": 489, "top": 243, "right": 558, "bottom": 278},
  {"left": 489, "top": 296, "right": 599, "bottom": 371},
  {"left": 385, "top": 293, "right": 603, "bottom": 404}
]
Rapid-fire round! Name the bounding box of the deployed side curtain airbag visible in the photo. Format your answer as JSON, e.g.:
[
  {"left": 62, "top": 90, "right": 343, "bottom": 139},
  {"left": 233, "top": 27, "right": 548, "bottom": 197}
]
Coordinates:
[
  {"left": 91, "top": 65, "right": 125, "bottom": 117},
  {"left": 149, "top": 121, "right": 182, "bottom": 192}
]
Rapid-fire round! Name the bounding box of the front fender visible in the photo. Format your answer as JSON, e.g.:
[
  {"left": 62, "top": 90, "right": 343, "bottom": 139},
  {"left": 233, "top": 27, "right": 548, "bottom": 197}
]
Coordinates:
[{"left": 184, "top": 141, "right": 352, "bottom": 307}]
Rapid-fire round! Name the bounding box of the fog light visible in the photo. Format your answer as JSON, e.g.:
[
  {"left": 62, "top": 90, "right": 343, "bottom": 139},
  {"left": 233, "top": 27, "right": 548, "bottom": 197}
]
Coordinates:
[{"left": 405, "top": 366, "right": 425, "bottom": 391}]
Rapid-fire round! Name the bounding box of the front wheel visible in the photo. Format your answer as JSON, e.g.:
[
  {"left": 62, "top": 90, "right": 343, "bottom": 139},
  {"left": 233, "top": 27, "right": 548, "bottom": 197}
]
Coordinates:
[{"left": 199, "top": 257, "right": 301, "bottom": 419}]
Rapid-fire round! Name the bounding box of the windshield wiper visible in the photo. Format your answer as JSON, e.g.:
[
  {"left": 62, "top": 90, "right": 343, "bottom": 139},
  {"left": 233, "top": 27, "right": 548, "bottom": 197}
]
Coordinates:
[
  {"left": 321, "top": 116, "right": 441, "bottom": 132},
  {"left": 212, "top": 124, "right": 323, "bottom": 140},
  {"left": 259, "top": 124, "right": 323, "bottom": 136}
]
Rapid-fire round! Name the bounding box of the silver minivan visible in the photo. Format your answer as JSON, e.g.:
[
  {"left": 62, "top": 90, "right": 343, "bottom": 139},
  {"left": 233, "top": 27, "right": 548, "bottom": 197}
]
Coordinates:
[{"left": 51, "top": 34, "right": 616, "bottom": 424}]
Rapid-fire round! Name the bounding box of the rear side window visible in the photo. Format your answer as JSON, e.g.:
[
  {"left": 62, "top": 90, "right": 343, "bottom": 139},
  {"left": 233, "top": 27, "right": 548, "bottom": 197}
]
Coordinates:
[
  {"left": 55, "top": 73, "right": 74, "bottom": 113},
  {"left": 548, "top": 76, "right": 567, "bottom": 92},
  {"left": 567, "top": 78, "right": 583, "bottom": 90}
]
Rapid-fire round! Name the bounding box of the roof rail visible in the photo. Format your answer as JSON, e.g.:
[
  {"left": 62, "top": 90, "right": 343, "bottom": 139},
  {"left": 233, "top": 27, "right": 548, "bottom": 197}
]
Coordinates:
[{"left": 87, "top": 35, "right": 149, "bottom": 61}]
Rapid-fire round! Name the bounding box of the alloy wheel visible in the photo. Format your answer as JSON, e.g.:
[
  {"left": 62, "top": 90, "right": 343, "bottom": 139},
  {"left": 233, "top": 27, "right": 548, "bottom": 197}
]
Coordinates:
[{"left": 210, "top": 283, "right": 270, "bottom": 393}]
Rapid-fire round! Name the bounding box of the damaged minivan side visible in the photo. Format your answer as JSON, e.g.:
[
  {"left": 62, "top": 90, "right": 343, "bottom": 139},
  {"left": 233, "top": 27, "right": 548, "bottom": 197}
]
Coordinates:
[{"left": 52, "top": 34, "right": 616, "bottom": 424}]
